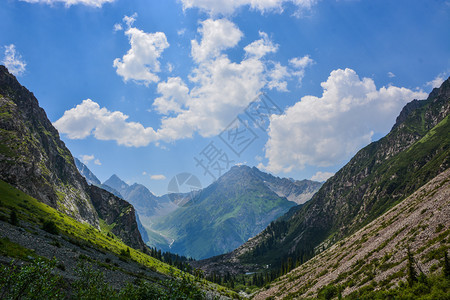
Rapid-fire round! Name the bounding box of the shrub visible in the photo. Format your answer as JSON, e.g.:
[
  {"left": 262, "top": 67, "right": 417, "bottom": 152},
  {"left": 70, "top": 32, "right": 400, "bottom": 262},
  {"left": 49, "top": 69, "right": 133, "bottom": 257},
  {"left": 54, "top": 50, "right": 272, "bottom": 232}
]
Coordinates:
[
  {"left": 42, "top": 220, "right": 58, "bottom": 235},
  {"left": 0, "top": 258, "right": 65, "bottom": 299},
  {"left": 9, "top": 209, "right": 18, "bottom": 226}
]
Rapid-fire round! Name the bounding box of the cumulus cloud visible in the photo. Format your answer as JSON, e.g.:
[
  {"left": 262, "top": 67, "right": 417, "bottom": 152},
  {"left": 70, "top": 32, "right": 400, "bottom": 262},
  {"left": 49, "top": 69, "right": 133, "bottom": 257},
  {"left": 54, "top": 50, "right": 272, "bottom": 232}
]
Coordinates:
[
  {"left": 180, "top": 0, "right": 317, "bottom": 15},
  {"left": 2, "top": 44, "right": 26, "bottom": 76},
  {"left": 153, "top": 77, "right": 190, "bottom": 114},
  {"left": 54, "top": 99, "right": 158, "bottom": 147},
  {"left": 57, "top": 19, "right": 313, "bottom": 147},
  {"left": 150, "top": 174, "right": 166, "bottom": 180},
  {"left": 21, "top": 0, "right": 114, "bottom": 7},
  {"left": 152, "top": 20, "right": 313, "bottom": 142},
  {"left": 262, "top": 68, "right": 427, "bottom": 173},
  {"left": 152, "top": 20, "right": 270, "bottom": 141},
  {"left": 267, "top": 62, "right": 290, "bottom": 91},
  {"left": 387, "top": 72, "right": 396, "bottom": 78},
  {"left": 113, "top": 14, "right": 169, "bottom": 85},
  {"left": 310, "top": 171, "right": 334, "bottom": 182},
  {"left": 191, "top": 19, "right": 243, "bottom": 63},
  {"left": 94, "top": 159, "right": 102, "bottom": 165}
]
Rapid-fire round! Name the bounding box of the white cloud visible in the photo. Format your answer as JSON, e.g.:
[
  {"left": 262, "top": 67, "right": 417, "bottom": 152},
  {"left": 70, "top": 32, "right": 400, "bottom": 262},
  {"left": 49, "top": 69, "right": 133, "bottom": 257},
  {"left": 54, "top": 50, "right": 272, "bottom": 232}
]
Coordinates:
[
  {"left": 54, "top": 99, "right": 158, "bottom": 147},
  {"left": 57, "top": 19, "right": 313, "bottom": 147},
  {"left": 267, "top": 55, "right": 314, "bottom": 91},
  {"left": 152, "top": 19, "right": 314, "bottom": 142},
  {"left": 244, "top": 31, "right": 278, "bottom": 59},
  {"left": 153, "top": 77, "right": 190, "bottom": 114},
  {"left": 387, "top": 71, "right": 396, "bottom": 78},
  {"left": 113, "top": 14, "right": 169, "bottom": 85},
  {"left": 94, "top": 159, "right": 102, "bottom": 165},
  {"left": 289, "top": 55, "right": 314, "bottom": 69},
  {"left": 2, "top": 44, "right": 26, "bottom": 76},
  {"left": 289, "top": 55, "right": 314, "bottom": 84},
  {"left": 150, "top": 174, "right": 166, "bottom": 180},
  {"left": 80, "top": 154, "right": 95, "bottom": 164},
  {"left": 310, "top": 171, "right": 334, "bottom": 182},
  {"left": 142, "top": 171, "right": 147, "bottom": 175},
  {"left": 267, "top": 62, "right": 290, "bottom": 91},
  {"left": 427, "top": 73, "right": 448, "bottom": 89},
  {"left": 153, "top": 20, "right": 273, "bottom": 142},
  {"left": 167, "top": 63, "right": 174, "bottom": 72},
  {"left": 113, "top": 23, "right": 123, "bottom": 32},
  {"left": 262, "top": 68, "right": 427, "bottom": 173},
  {"left": 21, "top": 0, "right": 114, "bottom": 7},
  {"left": 155, "top": 55, "right": 267, "bottom": 141},
  {"left": 180, "top": 0, "right": 317, "bottom": 15},
  {"left": 191, "top": 19, "right": 243, "bottom": 63}
]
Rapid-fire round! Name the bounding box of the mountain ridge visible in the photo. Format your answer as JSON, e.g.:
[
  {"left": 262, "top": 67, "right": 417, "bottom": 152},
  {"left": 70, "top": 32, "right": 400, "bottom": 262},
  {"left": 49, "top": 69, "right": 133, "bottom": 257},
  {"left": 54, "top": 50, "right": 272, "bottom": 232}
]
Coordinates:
[{"left": 150, "top": 165, "right": 322, "bottom": 259}]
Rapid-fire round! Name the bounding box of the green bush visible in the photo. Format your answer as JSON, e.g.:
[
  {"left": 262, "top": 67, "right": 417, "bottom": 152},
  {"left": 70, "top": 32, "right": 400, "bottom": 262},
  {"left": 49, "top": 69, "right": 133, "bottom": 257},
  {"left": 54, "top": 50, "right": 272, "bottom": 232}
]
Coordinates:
[
  {"left": 42, "top": 220, "right": 58, "bottom": 235},
  {"left": 0, "top": 258, "right": 65, "bottom": 299}
]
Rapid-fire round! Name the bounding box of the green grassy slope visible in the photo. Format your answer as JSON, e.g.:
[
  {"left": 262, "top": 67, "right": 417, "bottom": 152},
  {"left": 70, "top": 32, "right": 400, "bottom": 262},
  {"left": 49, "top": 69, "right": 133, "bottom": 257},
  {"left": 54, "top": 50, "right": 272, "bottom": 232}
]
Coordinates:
[{"left": 0, "top": 179, "right": 175, "bottom": 275}]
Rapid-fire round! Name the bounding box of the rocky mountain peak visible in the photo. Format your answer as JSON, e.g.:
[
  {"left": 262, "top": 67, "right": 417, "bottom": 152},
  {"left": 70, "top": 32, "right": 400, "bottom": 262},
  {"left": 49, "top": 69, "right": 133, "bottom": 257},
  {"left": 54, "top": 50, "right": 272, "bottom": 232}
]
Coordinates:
[
  {"left": 0, "top": 65, "right": 98, "bottom": 227},
  {"left": 0, "top": 65, "right": 145, "bottom": 250}
]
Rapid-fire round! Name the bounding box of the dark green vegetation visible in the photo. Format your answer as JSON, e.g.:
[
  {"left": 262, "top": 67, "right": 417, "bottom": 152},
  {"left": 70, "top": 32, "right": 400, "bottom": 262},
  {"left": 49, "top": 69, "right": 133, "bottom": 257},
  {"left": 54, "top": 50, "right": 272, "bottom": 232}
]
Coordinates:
[
  {"left": 0, "top": 258, "right": 206, "bottom": 299},
  {"left": 196, "top": 77, "right": 450, "bottom": 276},
  {"left": 151, "top": 165, "right": 319, "bottom": 259}
]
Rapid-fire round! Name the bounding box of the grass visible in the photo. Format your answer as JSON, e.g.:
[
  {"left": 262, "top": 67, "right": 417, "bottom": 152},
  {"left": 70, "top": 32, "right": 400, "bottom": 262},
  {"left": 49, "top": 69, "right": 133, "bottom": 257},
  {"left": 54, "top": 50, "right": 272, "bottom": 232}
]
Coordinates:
[{"left": 0, "top": 237, "right": 36, "bottom": 260}]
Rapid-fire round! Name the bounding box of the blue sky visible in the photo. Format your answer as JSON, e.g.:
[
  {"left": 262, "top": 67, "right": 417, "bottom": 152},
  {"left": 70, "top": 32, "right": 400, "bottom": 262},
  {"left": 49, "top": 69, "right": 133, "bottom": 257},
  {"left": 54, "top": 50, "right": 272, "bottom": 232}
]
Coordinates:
[{"left": 1, "top": 0, "right": 449, "bottom": 195}]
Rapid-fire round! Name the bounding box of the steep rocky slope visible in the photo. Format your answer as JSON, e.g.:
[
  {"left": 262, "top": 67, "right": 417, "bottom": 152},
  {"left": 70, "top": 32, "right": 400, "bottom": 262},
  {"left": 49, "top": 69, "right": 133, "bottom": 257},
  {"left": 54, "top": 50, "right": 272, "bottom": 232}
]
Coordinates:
[
  {"left": 89, "top": 185, "right": 144, "bottom": 249},
  {"left": 0, "top": 66, "right": 144, "bottom": 250},
  {"left": 192, "top": 77, "right": 450, "bottom": 275},
  {"left": 0, "top": 66, "right": 97, "bottom": 226},
  {"left": 254, "top": 168, "right": 450, "bottom": 299},
  {"left": 74, "top": 160, "right": 150, "bottom": 244}
]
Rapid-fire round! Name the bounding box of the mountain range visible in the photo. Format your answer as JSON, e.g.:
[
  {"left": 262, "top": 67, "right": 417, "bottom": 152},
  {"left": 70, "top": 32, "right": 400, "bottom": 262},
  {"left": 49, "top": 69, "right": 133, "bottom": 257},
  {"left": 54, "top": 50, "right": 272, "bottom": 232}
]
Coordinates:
[
  {"left": 75, "top": 159, "right": 322, "bottom": 260},
  {"left": 149, "top": 165, "right": 322, "bottom": 259}
]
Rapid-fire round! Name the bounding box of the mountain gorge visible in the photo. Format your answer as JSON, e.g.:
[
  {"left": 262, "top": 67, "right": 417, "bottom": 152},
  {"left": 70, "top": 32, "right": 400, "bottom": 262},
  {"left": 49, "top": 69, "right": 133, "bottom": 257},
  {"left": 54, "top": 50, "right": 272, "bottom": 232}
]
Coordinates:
[{"left": 192, "top": 77, "right": 450, "bottom": 277}]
